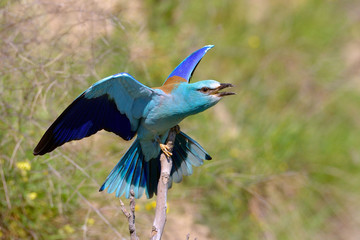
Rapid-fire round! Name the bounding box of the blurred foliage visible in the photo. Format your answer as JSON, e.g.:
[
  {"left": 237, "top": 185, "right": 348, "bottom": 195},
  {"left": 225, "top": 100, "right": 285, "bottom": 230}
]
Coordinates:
[{"left": 1, "top": 0, "right": 360, "bottom": 239}]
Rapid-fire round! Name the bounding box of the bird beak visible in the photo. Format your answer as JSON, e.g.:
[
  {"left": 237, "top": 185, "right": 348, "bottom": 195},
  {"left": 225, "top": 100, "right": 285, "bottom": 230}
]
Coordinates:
[{"left": 211, "top": 83, "right": 235, "bottom": 97}]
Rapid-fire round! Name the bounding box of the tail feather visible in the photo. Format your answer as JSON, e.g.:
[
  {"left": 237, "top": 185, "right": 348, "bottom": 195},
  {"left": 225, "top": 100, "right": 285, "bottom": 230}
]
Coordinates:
[
  {"left": 137, "top": 165, "right": 146, "bottom": 198},
  {"left": 130, "top": 155, "right": 142, "bottom": 198},
  {"left": 122, "top": 151, "right": 138, "bottom": 198},
  {"left": 171, "top": 132, "right": 211, "bottom": 179},
  {"left": 99, "top": 131, "right": 212, "bottom": 199},
  {"left": 174, "top": 144, "right": 192, "bottom": 176},
  {"left": 99, "top": 142, "right": 139, "bottom": 195},
  {"left": 116, "top": 151, "right": 135, "bottom": 197},
  {"left": 172, "top": 145, "right": 184, "bottom": 183},
  {"left": 145, "top": 156, "right": 160, "bottom": 198},
  {"left": 180, "top": 131, "right": 212, "bottom": 161},
  {"left": 106, "top": 145, "right": 134, "bottom": 194}
]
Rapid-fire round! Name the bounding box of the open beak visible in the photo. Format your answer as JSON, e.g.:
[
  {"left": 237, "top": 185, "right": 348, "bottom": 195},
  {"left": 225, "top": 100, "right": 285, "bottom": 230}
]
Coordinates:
[{"left": 211, "top": 83, "right": 235, "bottom": 97}]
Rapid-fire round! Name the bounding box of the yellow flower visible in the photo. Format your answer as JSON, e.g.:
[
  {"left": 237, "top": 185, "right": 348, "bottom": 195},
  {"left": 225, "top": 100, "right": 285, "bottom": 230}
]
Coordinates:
[
  {"left": 87, "top": 218, "right": 95, "bottom": 226},
  {"left": 63, "top": 224, "right": 75, "bottom": 234},
  {"left": 145, "top": 201, "right": 156, "bottom": 211},
  {"left": 247, "top": 35, "right": 260, "bottom": 49},
  {"left": 27, "top": 192, "right": 37, "bottom": 200},
  {"left": 134, "top": 205, "right": 140, "bottom": 212},
  {"left": 16, "top": 161, "right": 31, "bottom": 171}
]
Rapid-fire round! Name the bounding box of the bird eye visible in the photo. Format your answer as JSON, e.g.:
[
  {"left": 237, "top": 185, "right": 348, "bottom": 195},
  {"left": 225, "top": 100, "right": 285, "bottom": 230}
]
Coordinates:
[{"left": 199, "top": 87, "right": 210, "bottom": 93}]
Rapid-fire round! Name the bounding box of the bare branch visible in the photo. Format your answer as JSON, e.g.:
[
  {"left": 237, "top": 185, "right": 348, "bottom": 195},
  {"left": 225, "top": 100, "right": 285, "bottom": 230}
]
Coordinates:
[
  {"left": 9, "top": 137, "right": 23, "bottom": 168},
  {"left": 120, "top": 190, "right": 139, "bottom": 240},
  {"left": 0, "top": 160, "right": 11, "bottom": 209},
  {"left": 150, "top": 126, "right": 177, "bottom": 240}
]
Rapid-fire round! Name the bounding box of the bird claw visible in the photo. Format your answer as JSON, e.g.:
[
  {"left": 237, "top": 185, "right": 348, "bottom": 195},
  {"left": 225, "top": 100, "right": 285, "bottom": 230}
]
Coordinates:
[{"left": 160, "top": 143, "right": 172, "bottom": 158}]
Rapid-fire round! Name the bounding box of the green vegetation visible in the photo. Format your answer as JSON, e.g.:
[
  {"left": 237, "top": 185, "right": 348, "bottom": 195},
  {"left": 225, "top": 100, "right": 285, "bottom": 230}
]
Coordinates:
[{"left": 1, "top": 0, "right": 360, "bottom": 239}]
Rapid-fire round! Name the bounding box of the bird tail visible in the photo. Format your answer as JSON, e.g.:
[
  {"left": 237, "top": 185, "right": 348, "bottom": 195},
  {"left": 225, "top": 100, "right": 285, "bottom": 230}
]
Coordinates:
[
  {"left": 99, "top": 131, "right": 212, "bottom": 199},
  {"left": 170, "top": 131, "right": 212, "bottom": 184},
  {"left": 99, "top": 139, "right": 159, "bottom": 199}
]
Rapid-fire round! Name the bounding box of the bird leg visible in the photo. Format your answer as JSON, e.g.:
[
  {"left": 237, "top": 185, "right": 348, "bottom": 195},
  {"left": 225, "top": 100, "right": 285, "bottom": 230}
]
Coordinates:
[
  {"left": 172, "top": 125, "right": 181, "bottom": 134},
  {"left": 156, "top": 136, "right": 173, "bottom": 158}
]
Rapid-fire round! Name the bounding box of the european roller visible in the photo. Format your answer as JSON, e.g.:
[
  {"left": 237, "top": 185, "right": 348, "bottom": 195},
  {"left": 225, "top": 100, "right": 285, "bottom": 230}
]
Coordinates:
[{"left": 33, "top": 45, "right": 234, "bottom": 199}]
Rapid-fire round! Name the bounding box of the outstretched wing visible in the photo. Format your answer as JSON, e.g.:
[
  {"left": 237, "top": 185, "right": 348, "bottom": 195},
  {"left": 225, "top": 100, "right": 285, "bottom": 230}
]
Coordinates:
[
  {"left": 163, "top": 45, "right": 214, "bottom": 85},
  {"left": 34, "top": 73, "right": 156, "bottom": 155}
]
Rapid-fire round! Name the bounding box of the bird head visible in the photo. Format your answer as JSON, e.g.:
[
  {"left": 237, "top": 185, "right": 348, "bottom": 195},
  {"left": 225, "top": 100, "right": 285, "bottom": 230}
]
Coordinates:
[
  {"left": 175, "top": 80, "right": 235, "bottom": 115},
  {"left": 160, "top": 45, "right": 235, "bottom": 117}
]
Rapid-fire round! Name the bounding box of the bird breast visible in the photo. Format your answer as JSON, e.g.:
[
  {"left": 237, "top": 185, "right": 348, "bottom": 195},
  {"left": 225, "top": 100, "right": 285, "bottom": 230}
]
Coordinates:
[{"left": 144, "top": 100, "right": 185, "bottom": 131}]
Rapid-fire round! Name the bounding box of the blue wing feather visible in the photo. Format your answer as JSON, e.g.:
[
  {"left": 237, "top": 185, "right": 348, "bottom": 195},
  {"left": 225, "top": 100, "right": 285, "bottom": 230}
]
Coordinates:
[
  {"left": 33, "top": 94, "right": 135, "bottom": 155},
  {"left": 34, "top": 72, "right": 156, "bottom": 155},
  {"left": 165, "top": 45, "right": 214, "bottom": 84}
]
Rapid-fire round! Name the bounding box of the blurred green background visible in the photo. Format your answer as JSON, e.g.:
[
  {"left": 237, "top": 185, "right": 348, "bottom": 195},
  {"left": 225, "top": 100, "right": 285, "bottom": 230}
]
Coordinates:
[{"left": 1, "top": 0, "right": 360, "bottom": 239}]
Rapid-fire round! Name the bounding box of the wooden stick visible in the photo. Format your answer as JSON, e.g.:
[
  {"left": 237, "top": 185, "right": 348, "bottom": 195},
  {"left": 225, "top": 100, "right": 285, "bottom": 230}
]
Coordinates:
[
  {"left": 120, "top": 190, "right": 139, "bottom": 240},
  {"left": 150, "top": 127, "right": 177, "bottom": 240}
]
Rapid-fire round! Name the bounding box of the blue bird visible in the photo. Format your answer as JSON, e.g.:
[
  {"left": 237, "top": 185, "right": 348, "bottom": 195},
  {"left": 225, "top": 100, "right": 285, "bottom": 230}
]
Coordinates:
[{"left": 34, "top": 45, "right": 234, "bottom": 198}]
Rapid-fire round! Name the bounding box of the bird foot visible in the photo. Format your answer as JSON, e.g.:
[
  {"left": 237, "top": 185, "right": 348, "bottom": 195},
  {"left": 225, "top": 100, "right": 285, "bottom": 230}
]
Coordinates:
[{"left": 159, "top": 143, "right": 173, "bottom": 158}]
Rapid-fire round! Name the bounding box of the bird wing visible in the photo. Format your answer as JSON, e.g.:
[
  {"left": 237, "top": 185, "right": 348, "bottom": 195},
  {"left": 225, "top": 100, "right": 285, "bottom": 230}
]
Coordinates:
[
  {"left": 34, "top": 72, "right": 157, "bottom": 155},
  {"left": 163, "top": 45, "right": 214, "bottom": 85}
]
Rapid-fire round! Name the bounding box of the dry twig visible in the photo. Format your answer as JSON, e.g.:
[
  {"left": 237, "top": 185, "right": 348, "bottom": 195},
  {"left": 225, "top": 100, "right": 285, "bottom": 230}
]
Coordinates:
[{"left": 120, "top": 190, "right": 139, "bottom": 240}]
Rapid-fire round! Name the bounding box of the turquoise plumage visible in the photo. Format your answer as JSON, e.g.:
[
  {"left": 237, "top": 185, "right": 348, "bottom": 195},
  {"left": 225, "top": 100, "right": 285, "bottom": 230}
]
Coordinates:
[{"left": 34, "top": 45, "right": 234, "bottom": 198}]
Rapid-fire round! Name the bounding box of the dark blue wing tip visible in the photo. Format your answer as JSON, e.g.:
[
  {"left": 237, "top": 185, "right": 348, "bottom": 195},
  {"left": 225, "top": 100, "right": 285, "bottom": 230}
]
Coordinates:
[
  {"left": 206, "top": 154, "right": 212, "bottom": 160},
  {"left": 99, "top": 183, "right": 106, "bottom": 192}
]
